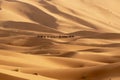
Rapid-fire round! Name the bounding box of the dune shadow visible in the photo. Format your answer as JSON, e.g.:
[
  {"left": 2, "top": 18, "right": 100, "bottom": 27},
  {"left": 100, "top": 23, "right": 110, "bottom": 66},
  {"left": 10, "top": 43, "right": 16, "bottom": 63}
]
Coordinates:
[
  {"left": 5, "top": 0, "right": 58, "bottom": 28},
  {"left": 0, "top": 73, "right": 27, "bottom": 80},
  {"left": 39, "top": 0, "right": 98, "bottom": 29},
  {"left": 69, "top": 31, "right": 120, "bottom": 39},
  {"left": 4, "top": 0, "right": 17, "bottom": 2},
  {"left": 59, "top": 51, "right": 76, "bottom": 57},
  {"left": 1, "top": 21, "right": 60, "bottom": 33},
  {"left": 81, "top": 43, "right": 120, "bottom": 48},
  {"left": 78, "top": 48, "right": 106, "bottom": 53}
]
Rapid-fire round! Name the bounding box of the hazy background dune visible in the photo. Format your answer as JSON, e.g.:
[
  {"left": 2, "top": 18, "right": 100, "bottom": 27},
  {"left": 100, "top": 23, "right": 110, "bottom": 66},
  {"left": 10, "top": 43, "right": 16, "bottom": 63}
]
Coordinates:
[{"left": 0, "top": 0, "right": 120, "bottom": 80}]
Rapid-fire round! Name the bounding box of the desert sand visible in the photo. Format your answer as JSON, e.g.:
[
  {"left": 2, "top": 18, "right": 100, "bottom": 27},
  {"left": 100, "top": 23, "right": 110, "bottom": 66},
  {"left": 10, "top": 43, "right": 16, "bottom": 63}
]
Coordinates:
[{"left": 0, "top": 0, "right": 120, "bottom": 80}]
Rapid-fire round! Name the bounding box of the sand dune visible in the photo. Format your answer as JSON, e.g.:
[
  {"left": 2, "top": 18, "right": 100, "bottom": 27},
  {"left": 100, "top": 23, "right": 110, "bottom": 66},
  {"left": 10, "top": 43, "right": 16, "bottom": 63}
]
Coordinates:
[{"left": 0, "top": 0, "right": 120, "bottom": 80}]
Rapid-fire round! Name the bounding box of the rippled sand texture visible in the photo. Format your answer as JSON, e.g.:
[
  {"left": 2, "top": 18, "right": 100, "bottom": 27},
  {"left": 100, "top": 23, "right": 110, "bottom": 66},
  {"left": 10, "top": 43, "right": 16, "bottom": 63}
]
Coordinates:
[{"left": 0, "top": 0, "right": 120, "bottom": 80}]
